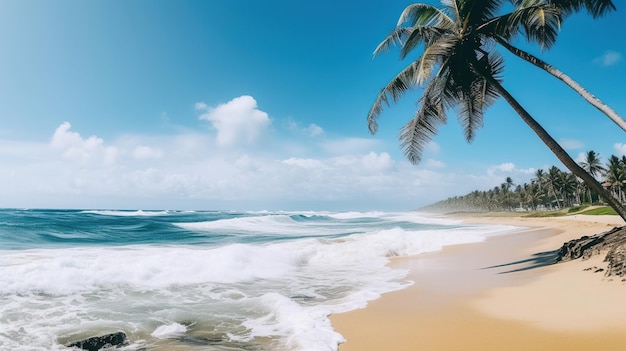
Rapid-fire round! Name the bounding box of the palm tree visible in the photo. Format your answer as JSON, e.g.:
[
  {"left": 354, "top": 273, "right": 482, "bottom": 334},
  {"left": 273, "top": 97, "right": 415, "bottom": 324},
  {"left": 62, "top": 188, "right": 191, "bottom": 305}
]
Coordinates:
[
  {"left": 561, "top": 172, "right": 580, "bottom": 206},
  {"left": 488, "top": 0, "right": 626, "bottom": 131},
  {"left": 525, "top": 180, "right": 545, "bottom": 210},
  {"left": 368, "top": 0, "right": 626, "bottom": 221},
  {"left": 580, "top": 150, "right": 607, "bottom": 178},
  {"left": 579, "top": 150, "right": 606, "bottom": 204},
  {"left": 605, "top": 155, "right": 625, "bottom": 202},
  {"left": 545, "top": 166, "right": 563, "bottom": 208}
]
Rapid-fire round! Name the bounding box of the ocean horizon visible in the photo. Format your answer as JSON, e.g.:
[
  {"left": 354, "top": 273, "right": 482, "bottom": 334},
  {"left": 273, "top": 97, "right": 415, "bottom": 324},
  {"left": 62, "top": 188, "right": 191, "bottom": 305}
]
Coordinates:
[{"left": 0, "top": 209, "right": 514, "bottom": 350}]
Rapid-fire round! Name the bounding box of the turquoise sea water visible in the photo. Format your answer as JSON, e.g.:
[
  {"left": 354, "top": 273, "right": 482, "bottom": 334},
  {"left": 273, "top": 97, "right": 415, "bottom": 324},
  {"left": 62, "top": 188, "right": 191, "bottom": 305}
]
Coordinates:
[{"left": 0, "top": 209, "right": 512, "bottom": 350}]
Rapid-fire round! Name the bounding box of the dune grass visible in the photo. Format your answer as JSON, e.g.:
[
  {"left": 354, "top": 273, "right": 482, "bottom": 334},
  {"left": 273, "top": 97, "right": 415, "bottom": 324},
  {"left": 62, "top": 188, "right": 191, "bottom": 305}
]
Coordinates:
[
  {"left": 577, "top": 206, "right": 618, "bottom": 215},
  {"left": 521, "top": 205, "right": 617, "bottom": 218}
]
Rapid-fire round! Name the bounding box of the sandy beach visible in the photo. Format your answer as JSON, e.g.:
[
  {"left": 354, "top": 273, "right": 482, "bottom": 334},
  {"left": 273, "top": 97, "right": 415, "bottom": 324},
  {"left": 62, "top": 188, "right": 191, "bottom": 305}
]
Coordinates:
[{"left": 330, "top": 213, "right": 626, "bottom": 350}]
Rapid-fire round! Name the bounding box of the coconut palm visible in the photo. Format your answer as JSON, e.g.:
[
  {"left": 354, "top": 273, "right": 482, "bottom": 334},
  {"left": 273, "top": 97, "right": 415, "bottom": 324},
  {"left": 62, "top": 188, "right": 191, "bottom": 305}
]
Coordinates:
[
  {"left": 605, "top": 155, "right": 626, "bottom": 202},
  {"left": 580, "top": 150, "right": 607, "bottom": 178},
  {"left": 545, "top": 166, "right": 564, "bottom": 208},
  {"left": 525, "top": 180, "right": 545, "bottom": 210},
  {"left": 368, "top": 0, "right": 626, "bottom": 221},
  {"left": 579, "top": 150, "right": 606, "bottom": 204},
  {"left": 488, "top": 0, "right": 626, "bottom": 131}
]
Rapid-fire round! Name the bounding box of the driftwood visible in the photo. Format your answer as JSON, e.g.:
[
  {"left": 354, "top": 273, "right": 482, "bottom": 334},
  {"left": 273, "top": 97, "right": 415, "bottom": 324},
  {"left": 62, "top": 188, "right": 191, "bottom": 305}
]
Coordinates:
[{"left": 555, "top": 226, "right": 626, "bottom": 277}]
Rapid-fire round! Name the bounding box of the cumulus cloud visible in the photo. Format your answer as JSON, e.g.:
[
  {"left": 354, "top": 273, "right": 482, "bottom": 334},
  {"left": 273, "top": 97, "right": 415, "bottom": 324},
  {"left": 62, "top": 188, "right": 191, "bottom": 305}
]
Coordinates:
[
  {"left": 196, "top": 95, "right": 271, "bottom": 147},
  {"left": 285, "top": 119, "right": 324, "bottom": 137},
  {"left": 305, "top": 123, "right": 324, "bottom": 137},
  {"left": 558, "top": 138, "right": 583, "bottom": 150},
  {"left": 425, "top": 141, "right": 441, "bottom": 154},
  {"left": 614, "top": 143, "right": 626, "bottom": 156},
  {"left": 594, "top": 50, "right": 622, "bottom": 66},
  {"left": 282, "top": 157, "right": 328, "bottom": 170},
  {"left": 425, "top": 159, "right": 445, "bottom": 169},
  {"left": 132, "top": 145, "right": 163, "bottom": 160},
  {"left": 1, "top": 113, "right": 549, "bottom": 211},
  {"left": 321, "top": 138, "right": 381, "bottom": 155},
  {"left": 487, "top": 162, "right": 535, "bottom": 178},
  {"left": 50, "top": 122, "right": 117, "bottom": 165},
  {"left": 361, "top": 152, "right": 392, "bottom": 172},
  {"left": 487, "top": 162, "right": 515, "bottom": 176}
]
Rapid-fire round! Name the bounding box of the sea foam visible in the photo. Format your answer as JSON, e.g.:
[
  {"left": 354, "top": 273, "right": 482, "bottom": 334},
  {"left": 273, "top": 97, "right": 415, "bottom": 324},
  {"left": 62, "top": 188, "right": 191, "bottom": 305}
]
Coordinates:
[{"left": 0, "top": 209, "right": 518, "bottom": 351}]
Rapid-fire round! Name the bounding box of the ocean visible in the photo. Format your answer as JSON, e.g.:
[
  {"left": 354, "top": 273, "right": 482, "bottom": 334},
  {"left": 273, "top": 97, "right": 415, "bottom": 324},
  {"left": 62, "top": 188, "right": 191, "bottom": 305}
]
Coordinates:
[{"left": 0, "top": 209, "right": 513, "bottom": 351}]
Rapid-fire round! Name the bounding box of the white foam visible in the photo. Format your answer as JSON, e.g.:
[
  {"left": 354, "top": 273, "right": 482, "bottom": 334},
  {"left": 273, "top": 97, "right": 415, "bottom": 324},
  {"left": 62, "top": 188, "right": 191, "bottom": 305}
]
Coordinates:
[
  {"left": 324, "top": 211, "right": 386, "bottom": 220},
  {"left": 0, "top": 210, "right": 521, "bottom": 351},
  {"left": 81, "top": 210, "right": 170, "bottom": 217},
  {"left": 243, "top": 292, "right": 345, "bottom": 350},
  {"left": 175, "top": 214, "right": 347, "bottom": 237},
  {"left": 151, "top": 323, "right": 187, "bottom": 339},
  {"left": 0, "top": 244, "right": 300, "bottom": 295}
]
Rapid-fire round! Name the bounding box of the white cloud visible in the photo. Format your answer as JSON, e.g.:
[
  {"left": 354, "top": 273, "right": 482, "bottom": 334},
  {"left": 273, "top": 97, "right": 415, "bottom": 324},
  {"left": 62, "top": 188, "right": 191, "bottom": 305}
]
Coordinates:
[
  {"left": 487, "top": 162, "right": 535, "bottom": 178},
  {"left": 0, "top": 117, "right": 550, "bottom": 211},
  {"left": 487, "top": 162, "right": 515, "bottom": 176},
  {"left": 285, "top": 119, "right": 324, "bottom": 137},
  {"left": 321, "top": 137, "right": 381, "bottom": 155},
  {"left": 361, "top": 152, "right": 392, "bottom": 172},
  {"left": 305, "top": 123, "right": 324, "bottom": 137},
  {"left": 558, "top": 138, "right": 583, "bottom": 150},
  {"left": 614, "top": 143, "right": 626, "bottom": 156},
  {"left": 425, "top": 141, "right": 441, "bottom": 154},
  {"left": 196, "top": 95, "right": 270, "bottom": 147},
  {"left": 282, "top": 157, "right": 328, "bottom": 170},
  {"left": 594, "top": 50, "right": 622, "bottom": 66},
  {"left": 194, "top": 102, "right": 208, "bottom": 110},
  {"left": 132, "top": 145, "right": 163, "bottom": 160},
  {"left": 425, "top": 159, "right": 445, "bottom": 169},
  {"left": 50, "top": 122, "right": 117, "bottom": 165}
]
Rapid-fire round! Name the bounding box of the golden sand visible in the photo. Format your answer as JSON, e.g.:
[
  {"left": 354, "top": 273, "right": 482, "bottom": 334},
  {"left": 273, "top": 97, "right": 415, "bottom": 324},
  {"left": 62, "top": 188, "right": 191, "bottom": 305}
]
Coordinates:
[{"left": 330, "top": 213, "right": 626, "bottom": 350}]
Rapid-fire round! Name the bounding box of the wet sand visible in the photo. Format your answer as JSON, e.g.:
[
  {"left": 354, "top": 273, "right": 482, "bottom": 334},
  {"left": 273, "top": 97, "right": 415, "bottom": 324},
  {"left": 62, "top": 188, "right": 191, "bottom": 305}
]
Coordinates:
[{"left": 330, "top": 213, "right": 626, "bottom": 350}]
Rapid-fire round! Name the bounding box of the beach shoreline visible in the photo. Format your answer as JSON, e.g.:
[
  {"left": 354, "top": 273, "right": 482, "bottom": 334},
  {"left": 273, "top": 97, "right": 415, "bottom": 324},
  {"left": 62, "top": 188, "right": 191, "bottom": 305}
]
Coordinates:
[{"left": 330, "top": 212, "right": 626, "bottom": 351}]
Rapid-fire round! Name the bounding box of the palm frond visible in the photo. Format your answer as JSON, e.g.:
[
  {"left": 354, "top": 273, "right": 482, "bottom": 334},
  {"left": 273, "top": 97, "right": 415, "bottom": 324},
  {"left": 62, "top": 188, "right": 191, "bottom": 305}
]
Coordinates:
[
  {"left": 400, "top": 26, "right": 450, "bottom": 59},
  {"left": 373, "top": 27, "right": 412, "bottom": 57},
  {"left": 367, "top": 56, "right": 435, "bottom": 133},
  {"left": 478, "top": 0, "right": 549, "bottom": 41},
  {"left": 369, "top": 31, "right": 459, "bottom": 134},
  {"left": 460, "top": 0, "right": 504, "bottom": 24},
  {"left": 399, "top": 93, "right": 447, "bottom": 164},
  {"left": 546, "top": 0, "right": 616, "bottom": 18},
  {"left": 398, "top": 3, "right": 455, "bottom": 28},
  {"left": 519, "top": 5, "right": 561, "bottom": 49},
  {"left": 454, "top": 47, "right": 505, "bottom": 142},
  {"left": 497, "top": 2, "right": 562, "bottom": 49},
  {"left": 582, "top": 0, "right": 616, "bottom": 18}
]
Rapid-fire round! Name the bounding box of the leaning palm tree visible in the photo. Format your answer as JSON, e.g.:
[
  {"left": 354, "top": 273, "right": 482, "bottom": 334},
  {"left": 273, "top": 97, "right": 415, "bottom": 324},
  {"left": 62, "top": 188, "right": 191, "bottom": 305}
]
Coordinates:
[
  {"left": 487, "top": 0, "right": 626, "bottom": 131},
  {"left": 368, "top": 0, "right": 626, "bottom": 221}
]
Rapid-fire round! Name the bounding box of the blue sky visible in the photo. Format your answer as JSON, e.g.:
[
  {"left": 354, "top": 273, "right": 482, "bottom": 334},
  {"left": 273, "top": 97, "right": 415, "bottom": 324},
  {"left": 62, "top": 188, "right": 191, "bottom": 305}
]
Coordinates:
[{"left": 0, "top": 0, "right": 624, "bottom": 211}]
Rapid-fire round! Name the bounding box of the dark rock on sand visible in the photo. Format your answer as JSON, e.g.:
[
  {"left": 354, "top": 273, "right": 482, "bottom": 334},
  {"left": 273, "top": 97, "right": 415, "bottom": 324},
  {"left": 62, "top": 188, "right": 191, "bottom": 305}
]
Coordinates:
[
  {"left": 66, "top": 332, "right": 128, "bottom": 351},
  {"left": 555, "top": 226, "right": 626, "bottom": 277}
]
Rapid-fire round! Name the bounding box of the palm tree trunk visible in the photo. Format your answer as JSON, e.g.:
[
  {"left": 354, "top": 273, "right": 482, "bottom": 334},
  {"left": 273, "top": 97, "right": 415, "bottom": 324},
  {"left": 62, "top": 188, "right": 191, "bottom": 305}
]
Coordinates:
[
  {"left": 551, "top": 187, "right": 561, "bottom": 209},
  {"left": 496, "top": 37, "right": 626, "bottom": 132},
  {"left": 488, "top": 78, "right": 626, "bottom": 222}
]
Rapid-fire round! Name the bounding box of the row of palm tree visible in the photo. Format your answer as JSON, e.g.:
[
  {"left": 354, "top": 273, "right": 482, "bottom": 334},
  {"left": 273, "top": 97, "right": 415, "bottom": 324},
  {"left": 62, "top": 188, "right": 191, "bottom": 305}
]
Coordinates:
[
  {"left": 424, "top": 151, "right": 626, "bottom": 212},
  {"left": 368, "top": 0, "right": 626, "bottom": 221}
]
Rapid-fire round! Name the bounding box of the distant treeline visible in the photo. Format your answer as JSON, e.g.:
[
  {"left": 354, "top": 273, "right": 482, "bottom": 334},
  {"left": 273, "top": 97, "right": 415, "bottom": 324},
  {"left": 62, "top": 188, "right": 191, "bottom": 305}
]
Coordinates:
[{"left": 423, "top": 151, "right": 626, "bottom": 213}]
